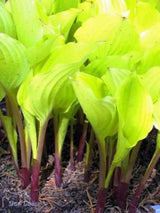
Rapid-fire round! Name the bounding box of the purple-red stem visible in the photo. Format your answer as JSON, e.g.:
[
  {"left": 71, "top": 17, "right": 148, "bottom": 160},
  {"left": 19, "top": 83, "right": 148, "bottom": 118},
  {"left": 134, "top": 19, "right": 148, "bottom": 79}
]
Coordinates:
[
  {"left": 129, "top": 150, "right": 160, "bottom": 213},
  {"left": 69, "top": 120, "right": 76, "bottom": 171},
  {"left": 6, "top": 96, "right": 30, "bottom": 188},
  {"left": 114, "top": 182, "right": 128, "bottom": 209},
  {"left": 113, "top": 167, "right": 128, "bottom": 209},
  {"left": 77, "top": 121, "right": 88, "bottom": 162},
  {"left": 84, "top": 170, "right": 91, "bottom": 183},
  {"left": 95, "top": 140, "right": 107, "bottom": 212},
  {"left": 30, "top": 119, "right": 48, "bottom": 202},
  {"left": 54, "top": 152, "right": 62, "bottom": 187},
  {"left": 31, "top": 160, "right": 40, "bottom": 202},
  {"left": 128, "top": 185, "right": 142, "bottom": 213},
  {"left": 21, "top": 167, "right": 30, "bottom": 189},
  {"left": 95, "top": 187, "right": 107, "bottom": 213}
]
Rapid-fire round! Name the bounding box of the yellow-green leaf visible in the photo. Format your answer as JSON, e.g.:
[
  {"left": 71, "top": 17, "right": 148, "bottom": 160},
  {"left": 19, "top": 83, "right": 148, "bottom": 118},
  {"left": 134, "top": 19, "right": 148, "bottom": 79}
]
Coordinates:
[
  {"left": 0, "top": 2, "right": 16, "bottom": 37},
  {"left": 0, "top": 33, "right": 30, "bottom": 92},
  {"left": 71, "top": 72, "right": 118, "bottom": 143},
  {"left": 117, "top": 74, "right": 153, "bottom": 149},
  {"left": 10, "top": 0, "right": 43, "bottom": 47}
]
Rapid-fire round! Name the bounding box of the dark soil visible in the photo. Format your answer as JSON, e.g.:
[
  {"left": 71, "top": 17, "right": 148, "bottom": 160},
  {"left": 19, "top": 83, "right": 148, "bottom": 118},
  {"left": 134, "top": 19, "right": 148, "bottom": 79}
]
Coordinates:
[{"left": 0, "top": 126, "right": 160, "bottom": 213}]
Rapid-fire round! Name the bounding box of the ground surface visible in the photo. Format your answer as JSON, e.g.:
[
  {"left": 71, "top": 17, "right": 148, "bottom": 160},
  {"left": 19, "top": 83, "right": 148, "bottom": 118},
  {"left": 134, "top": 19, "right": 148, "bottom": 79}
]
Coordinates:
[{"left": 0, "top": 128, "right": 160, "bottom": 213}]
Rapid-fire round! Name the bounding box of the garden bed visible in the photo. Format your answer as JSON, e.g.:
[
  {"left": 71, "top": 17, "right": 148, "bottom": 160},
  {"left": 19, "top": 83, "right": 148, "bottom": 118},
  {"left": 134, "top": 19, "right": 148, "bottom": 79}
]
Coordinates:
[{"left": 0, "top": 128, "right": 159, "bottom": 213}]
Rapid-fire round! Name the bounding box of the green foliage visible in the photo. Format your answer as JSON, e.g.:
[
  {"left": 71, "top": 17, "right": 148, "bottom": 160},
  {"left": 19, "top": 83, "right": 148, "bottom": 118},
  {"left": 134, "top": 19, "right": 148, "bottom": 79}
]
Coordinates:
[
  {"left": 10, "top": 0, "right": 43, "bottom": 47},
  {"left": 0, "top": 2, "right": 16, "bottom": 37},
  {"left": 0, "top": 33, "right": 29, "bottom": 98},
  {"left": 71, "top": 72, "right": 118, "bottom": 143},
  {"left": 105, "top": 74, "right": 153, "bottom": 188},
  {"left": 53, "top": 0, "right": 79, "bottom": 13},
  {"left": 1, "top": 0, "right": 160, "bottom": 209},
  {"left": 116, "top": 74, "right": 153, "bottom": 150},
  {"left": 48, "top": 8, "right": 81, "bottom": 41},
  {"left": 0, "top": 114, "right": 17, "bottom": 162}
]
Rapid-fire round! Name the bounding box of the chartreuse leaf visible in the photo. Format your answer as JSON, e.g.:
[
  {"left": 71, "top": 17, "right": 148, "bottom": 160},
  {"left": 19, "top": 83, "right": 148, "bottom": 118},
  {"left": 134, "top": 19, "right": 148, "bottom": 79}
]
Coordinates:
[
  {"left": 53, "top": 0, "right": 79, "bottom": 13},
  {"left": 77, "top": 1, "right": 97, "bottom": 23},
  {"left": 54, "top": 115, "right": 70, "bottom": 155},
  {"left": 84, "top": 51, "right": 141, "bottom": 77},
  {"left": 17, "top": 71, "right": 38, "bottom": 159},
  {"left": 10, "top": 0, "right": 43, "bottom": 47},
  {"left": 75, "top": 14, "right": 121, "bottom": 42},
  {"left": 24, "top": 111, "right": 38, "bottom": 159},
  {"left": 140, "top": 23, "right": 160, "bottom": 49},
  {"left": 49, "top": 9, "right": 81, "bottom": 40},
  {"left": 71, "top": 72, "right": 118, "bottom": 143},
  {"left": 18, "top": 63, "right": 79, "bottom": 124},
  {"left": 125, "top": 0, "right": 136, "bottom": 10},
  {"left": 153, "top": 99, "right": 160, "bottom": 131},
  {"left": 104, "top": 74, "right": 153, "bottom": 188},
  {"left": 116, "top": 74, "right": 153, "bottom": 149},
  {"left": 0, "top": 114, "right": 17, "bottom": 161},
  {"left": 133, "top": 2, "right": 160, "bottom": 33},
  {"left": 139, "top": 0, "right": 159, "bottom": 8},
  {"left": 95, "top": 0, "right": 127, "bottom": 15},
  {"left": 124, "top": 0, "right": 136, "bottom": 22},
  {"left": 0, "top": 33, "right": 29, "bottom": 98},
  {"left": 18, "top": 63, "right": 81, "bottom": 159},
  {"left": 75, "top": 14, "right": 139, "bottom": 56},
  {"left": 141, "top": 67, "right": 160, "bottom": 103},
  {"left": 37, "top": 0, "right": 55, "bottom": 15},
  {"left": 0, "top": 2, "right": 16, "bottom": 37},
  {"left": 102, "top": 68, "right": 131, "bottom": 95},
  {"left": 71, "top": 72, "right": 118, "bottom": 188},
  {"left": 26, "top": 35, "right": 57, "bottom": 66},
  {"left": 145, "top": 68, "right": 160, "bottom": 129},
  {"left": 40, "top": 42, "right": 96, "bottom": 73},
  {"left": 137, "top": 43, "right": 160, "bottom": 74}
]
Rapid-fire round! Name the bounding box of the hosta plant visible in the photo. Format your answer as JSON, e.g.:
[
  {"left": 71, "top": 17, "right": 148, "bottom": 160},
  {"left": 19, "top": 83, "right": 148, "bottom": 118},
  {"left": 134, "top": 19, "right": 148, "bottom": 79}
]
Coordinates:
[{"left": 1, "top": 0, "right": 160, "bottom": 213}]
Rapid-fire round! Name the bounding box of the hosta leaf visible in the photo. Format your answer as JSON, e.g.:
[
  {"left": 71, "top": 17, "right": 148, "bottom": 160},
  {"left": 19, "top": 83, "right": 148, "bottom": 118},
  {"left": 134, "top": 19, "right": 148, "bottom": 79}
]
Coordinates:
[
  {"left": 40, "top": 42, "right": 96, "bottom": 73},
  {"left": 53, "top": 0, "right": 79, "bottom": 13},
  {"left": 139, "top": 0, "right": 159, "bottom": 8},
  {"left": 26, "top": 35, "right": 57, "bottom": 66},
  {"left": 140, "top": 23, "right": 160, "bottom": 49},
  {"left": 108, "top": 74, "right": 153, "bottom": 169},
  {"left": 117, "top": 74, "right": 153, "bottom": 149},
  {"left": 153, "top": 99, "right": 160, "bottom": 131},
  {"left": 49, "top": 8, "right": 81, "bottom": 40},
  {"left": 18, "top": 63, "right": 80, "bottom": 123},
  {"left": 0, "top": 33, "right": 30, "bottom": 91},
  {"left": 133, "top": 2, "right": 160, "bottom": 33},
  {"left": 0, "top": 2, "right": 16, "bottom": 37},
  {"left": 125, "top": 0, "right": 136, "bottom": 10},
  {"left": 10, "top": 0, "right": 43, "bottom": 47},
  {"left": 75, "top": 14, "right": 139, "bottom": 55},
  {"left": 95, "top": 0, "right": 127, "bottom": 15},
  {"left": 71, "top": 72, "right": 118, "bottom": 143},
  {"left": 137, "top": 44, "right": 160, "bottom": 74},
  {"left": 17, "top": 71, "right": 38, "bottom": 159},
  {"left": 0, "top": 114, "right": 17, "bottom": 161},
  {"left": 102, "top": 68, "right": 131, "bottom": 95},
  {"left": 75, "top": 14, "right": 121, "bottom": 42},
  {"left": 56, "top": 116, "right": 69, "bottom": 155},
  {"left": 77, "top": 1, "right": 97, "bottom": 23},
  {"left": 87, "top": 51, "right": 142, "bottom": 74},
  {"left": 24, "top": 110, "right": 37, "bottom": 159},
  {"left": 82, "top": 59, "right": 110, "bottom": 77},
  {"left": 141, "top": 67, "right": 160, "bottom": 103},
  {"left": 36, "top": 0, "right": 55, "bottom": 15}
]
